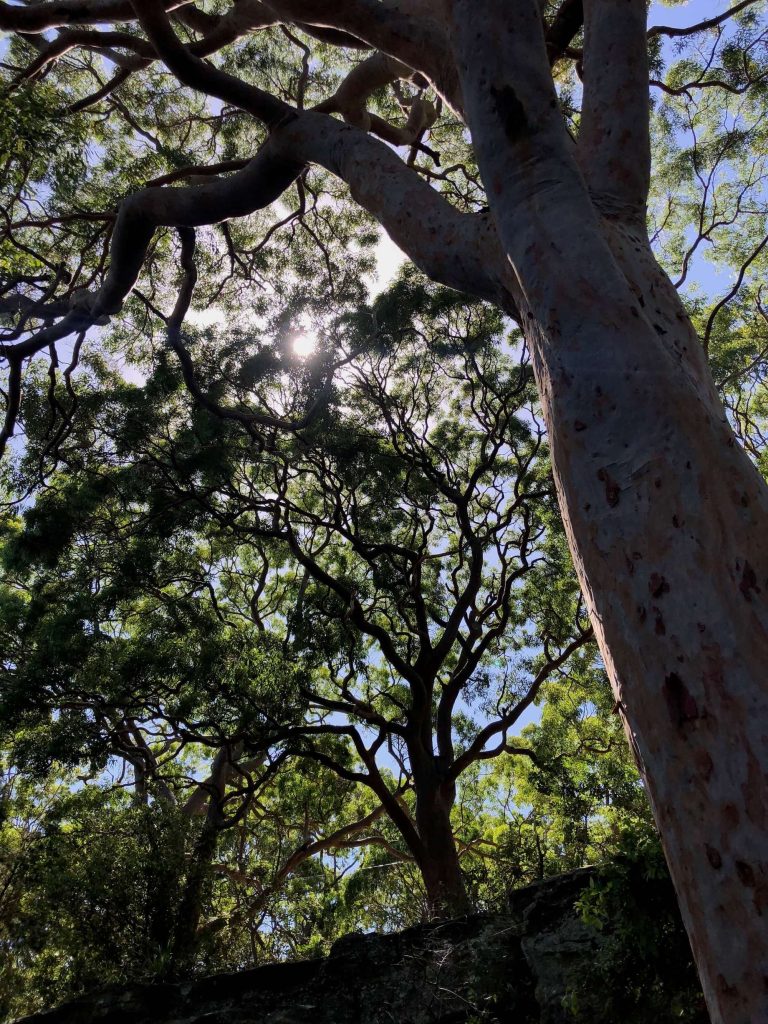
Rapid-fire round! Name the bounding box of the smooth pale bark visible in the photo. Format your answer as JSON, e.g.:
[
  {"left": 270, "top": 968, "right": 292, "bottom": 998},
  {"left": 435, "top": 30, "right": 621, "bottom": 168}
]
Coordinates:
[{"left": 452, "top": 2, "right": 768, "bottom": 1021}]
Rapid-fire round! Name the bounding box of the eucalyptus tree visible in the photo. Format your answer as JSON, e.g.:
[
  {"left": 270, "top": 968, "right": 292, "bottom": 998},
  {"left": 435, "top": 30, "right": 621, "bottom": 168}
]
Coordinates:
[
  {"left": 0, "top": 470, "right": 413, "bottom": 989},
  {"left": 145, "top": 284, "right": 593, "bottom": 916},
  {"left": 1, "top": 1, "right": 768, "bottom": 1017},
  {"left": 0, "top": 744, "right": 411, "bottom": 1015},
  {"left": 2, "top": 276, "right": 593, "bottom": 916},
  {"left": 0, "top": 494, "right": 306, "bottom": 980}
]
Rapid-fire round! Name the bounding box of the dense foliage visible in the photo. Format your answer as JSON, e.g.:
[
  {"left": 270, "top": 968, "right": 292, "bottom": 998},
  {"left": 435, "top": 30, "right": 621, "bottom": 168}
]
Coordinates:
[{"left": 1, "top": 0, "right": 767, "bottom": 1019}]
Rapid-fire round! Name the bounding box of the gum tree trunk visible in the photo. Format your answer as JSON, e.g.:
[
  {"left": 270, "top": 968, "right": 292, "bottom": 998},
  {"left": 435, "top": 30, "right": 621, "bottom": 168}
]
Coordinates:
[
  {"left": 452, "top": 2, "right": 768, "bottom": 1021},
  {"left": 414, "top": 780, "right": 471, "bottom": 917},
  {"left": 408, "top": 742, "right": 471, "bottom": 916},
  {"left": 517, "top": 230, "right": 768, "bottom": 1024}
]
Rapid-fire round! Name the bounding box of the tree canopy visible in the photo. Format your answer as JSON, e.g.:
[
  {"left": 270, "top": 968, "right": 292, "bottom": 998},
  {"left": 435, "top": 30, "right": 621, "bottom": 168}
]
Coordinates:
[{"left": 1, "top": 2, "right": 768, "bottom": 1022}]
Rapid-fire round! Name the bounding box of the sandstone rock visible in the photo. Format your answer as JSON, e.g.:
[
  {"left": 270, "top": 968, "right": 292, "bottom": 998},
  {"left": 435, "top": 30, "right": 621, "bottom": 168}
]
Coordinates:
[{"left": 13, "top": 868, "right": 698, "bottom": 1024}]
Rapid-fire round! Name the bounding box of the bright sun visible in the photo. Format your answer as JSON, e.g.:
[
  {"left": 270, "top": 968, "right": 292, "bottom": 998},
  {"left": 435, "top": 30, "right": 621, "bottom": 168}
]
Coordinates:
[{"left": 292, "top": 331, "right": 317, "bottom": 358}]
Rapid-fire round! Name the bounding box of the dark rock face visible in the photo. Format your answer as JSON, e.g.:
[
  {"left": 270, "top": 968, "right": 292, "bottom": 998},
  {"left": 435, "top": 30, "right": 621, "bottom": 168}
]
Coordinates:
[{"left": 13, "top": 870, "right": 602, "bottom": 1024}]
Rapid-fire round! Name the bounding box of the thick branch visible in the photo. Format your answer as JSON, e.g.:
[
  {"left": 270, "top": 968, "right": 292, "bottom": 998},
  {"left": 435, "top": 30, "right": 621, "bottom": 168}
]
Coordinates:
[
  {"left": 545, "top": 0, "right": 583, "bottom": 65},
  {"left": 265, "top": 0, "right": 460, "bottom": 111},
  {"left": 274, "top": 112, "right": 507, "bottom": 305},
  {"left": 0, "top": 0, "right": 187, "bottom": 32},
  {"left": 579, "top": 0, "right": 651, "bottom": 223}
]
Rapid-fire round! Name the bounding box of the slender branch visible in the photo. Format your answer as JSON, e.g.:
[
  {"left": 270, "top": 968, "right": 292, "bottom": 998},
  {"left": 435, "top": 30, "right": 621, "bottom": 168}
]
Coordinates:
[
  {"left": 129, "top": 0, "right": 295, "bottom": 129},
  {"left": 447, "top": 627, "right": 593, "bottom": 781},
  {"left": 703, "top": 234, "right": 768, "bottom": 353},
  {"left": 649, "top": 0, "right": 761, "bottom": 39}
]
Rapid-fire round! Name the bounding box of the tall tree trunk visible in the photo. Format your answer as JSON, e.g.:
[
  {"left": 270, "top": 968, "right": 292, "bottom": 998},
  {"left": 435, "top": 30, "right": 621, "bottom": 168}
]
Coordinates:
[
  {"left": 415, "top": 782, "right": 471, "bottom": 917},
  {"left": 519, "top": 230, "right": 768, "bottom": 1024},
  {"left": 166, "top": 813, "right": 221, "bottom": 978},
  {"left": 166, "top": 747, "right": 233, "bottom": 978},
  {"left": 451, "top": 3, "right": 768, "bottom": 1021},
  {"left": 409, "top": 745, "right": 471, "bottom": 917}
]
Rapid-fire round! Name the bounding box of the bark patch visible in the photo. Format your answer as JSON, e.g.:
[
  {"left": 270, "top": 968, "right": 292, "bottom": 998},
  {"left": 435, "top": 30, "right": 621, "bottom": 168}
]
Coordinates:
[
  {"left": 490, "top": 85, "right": 529, "bottom": 143},
  {"left": 649, "top": 573, "right": 669, "bottom": 598},
  {"left": 597, "top": 467, "right": 620, "bottom": 507},
  {"left": 695, "top": 750, "right": 713, "bottom": 781},
  {"left": 723, "top": 803, "right": 740, "bottom": 828},
  {"left": 736, "top": 861, "right": 755, "bottom": 888},
  {"left": 705, "top": 845, "right": 722, "bottom": 869},
  {"left": 739, "top": 560, "right": 761, "bottom": 601},
  {"left": 742, "top": 750, "right": 766, "bottom": 828},
  {"left": 663, "top": 673, "right": 700, "bottom": 728}
]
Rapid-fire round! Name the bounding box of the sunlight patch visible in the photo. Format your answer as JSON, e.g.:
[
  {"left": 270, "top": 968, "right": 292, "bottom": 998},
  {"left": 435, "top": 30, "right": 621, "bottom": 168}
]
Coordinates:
[{"left": 291, "top": 331, "right": 318, "bottom": 359}]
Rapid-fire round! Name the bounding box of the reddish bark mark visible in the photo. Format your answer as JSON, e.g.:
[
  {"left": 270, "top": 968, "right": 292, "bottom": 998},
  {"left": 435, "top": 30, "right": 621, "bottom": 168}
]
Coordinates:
[
  {"left": 597, "top": 467, "right": 620, "bottom": 506},
  {"left": 696, "top": 750, "right": 714, "bottom": 782},
  {"left": 649, "top": 573, "right": 669, "bottom": 598},
  {"left": 574, "top": 420, "right": 587, "bottom": 431},
  {"left": 723, "top": 804, "right": 740, "bottom": 829},
  {"left": 705, "top": 845, "right": 722, "bottom": 869},
  {"left": 663, "top": 673, "right": 700, "bottom": 728},
  {"left": 653, "top": 609, "right": 665, "bottom": 635},
  {"left": 736, "top": 861, "right": 756, "bottom": 888},
  {"left": 701, "top": 645, "right": 726, "bottom": 707},
  {"left": 742, "top": 751, "right": 767, "bottom": 828},
  {"left": 717, "top": 974, "right": 738, "bottom": 998},
  {"left": 739, "top": 560, "right": 761, "bottom": 601}
]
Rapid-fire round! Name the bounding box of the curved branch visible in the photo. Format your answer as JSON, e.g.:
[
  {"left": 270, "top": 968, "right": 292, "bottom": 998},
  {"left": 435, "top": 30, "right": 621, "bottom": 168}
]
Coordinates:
[
  {"left": 274, "top": 112, "right": 507, "bottom": 305},
  {"left": 0, "top": 0, "right": 188, "bottom": 32},
  {"left": 649, "top": 0, "right": 761, "bottom": 39},
  {"left": 129, "top": 0, "right": 294, "bottom": 129},
  {"left": 93, "top": 145, "right": 303, "bottom": 317},
  {"left": 12, "top": 29, "right": 154, "bottom": 85},
  {"left": 66, "top": 67, "right": 132, "bottom": 114}
]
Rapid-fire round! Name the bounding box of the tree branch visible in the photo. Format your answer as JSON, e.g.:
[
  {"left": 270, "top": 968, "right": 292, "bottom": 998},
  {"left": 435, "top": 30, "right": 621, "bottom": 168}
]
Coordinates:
[
  {"left": 0, "top": 0, "right": 188, "bottom": 32},
  {"left": 579, "top": 0, "right": 651, "bottom": 224},
  {"left": 447, "top": 627, "right": 593, "bottom": 781},
  {"left": 129, "top": 0, "right": 294, "bottom": 129},
  {"left": 648, "top": 0, "right": 761, "bottom": 39}
]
